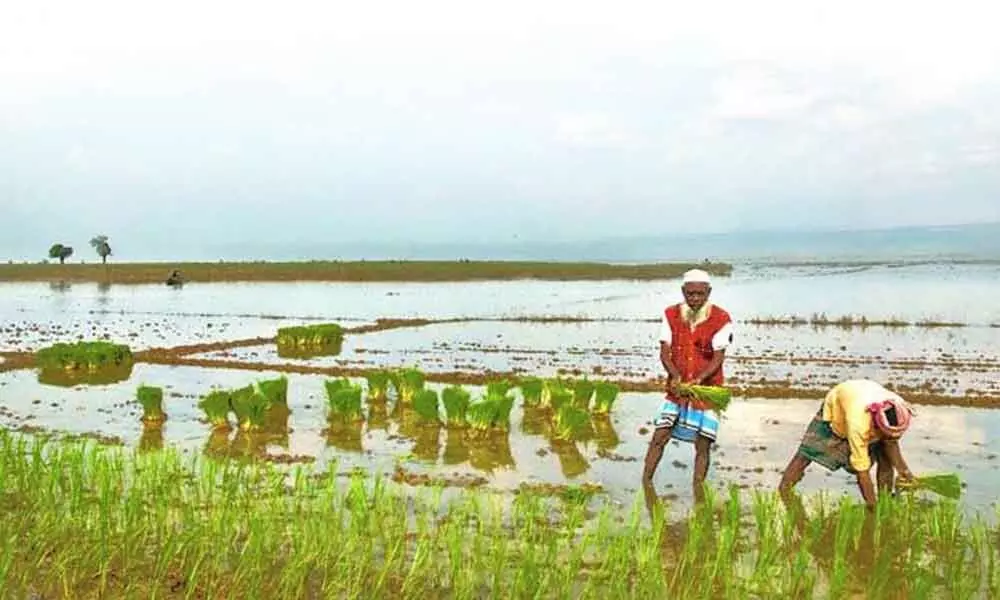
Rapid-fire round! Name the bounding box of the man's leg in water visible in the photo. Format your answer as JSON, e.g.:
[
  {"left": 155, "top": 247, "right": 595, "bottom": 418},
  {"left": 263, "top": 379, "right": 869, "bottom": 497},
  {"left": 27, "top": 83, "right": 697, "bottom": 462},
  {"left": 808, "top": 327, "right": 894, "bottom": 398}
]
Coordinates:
[
  {"left": 642, "top": 426, "right": 674, "bottom": 483},
  {"left": 693, "top": 435, "right": 712, "bottom": 504}
]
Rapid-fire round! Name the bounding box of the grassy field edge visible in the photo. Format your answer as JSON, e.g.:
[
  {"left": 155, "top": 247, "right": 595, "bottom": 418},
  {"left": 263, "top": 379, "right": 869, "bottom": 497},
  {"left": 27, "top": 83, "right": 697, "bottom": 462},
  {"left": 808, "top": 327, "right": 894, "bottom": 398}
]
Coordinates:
[{"left": 0, "top": 260, "right": 733, "bottom": 284}]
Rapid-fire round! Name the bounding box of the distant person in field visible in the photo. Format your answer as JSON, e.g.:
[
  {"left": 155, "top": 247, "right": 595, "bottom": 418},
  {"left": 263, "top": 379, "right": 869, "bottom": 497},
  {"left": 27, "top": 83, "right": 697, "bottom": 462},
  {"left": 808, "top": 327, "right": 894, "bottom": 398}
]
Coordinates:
[
  {"left": 642, "top": 268, "right": 734, "bottom": 502},
  {"left": 778, "top": 379, "right": 916, "bottom": 511}
]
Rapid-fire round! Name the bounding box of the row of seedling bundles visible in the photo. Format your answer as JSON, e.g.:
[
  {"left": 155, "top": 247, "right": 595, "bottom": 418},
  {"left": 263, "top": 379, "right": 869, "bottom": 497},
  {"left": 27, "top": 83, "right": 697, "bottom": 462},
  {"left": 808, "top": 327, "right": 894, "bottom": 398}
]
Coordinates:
[
  {"left": 324, "top": 375, "right": 515, "bottom": 435},
  {"left": 36, "top": 341, "right": 134, "bottom": 373},
  {"left": 519, "top": 377, "right": 621, "bottom": 441},
  {"left": 198, "top": 375, "right": 290, "bottom": 432}
]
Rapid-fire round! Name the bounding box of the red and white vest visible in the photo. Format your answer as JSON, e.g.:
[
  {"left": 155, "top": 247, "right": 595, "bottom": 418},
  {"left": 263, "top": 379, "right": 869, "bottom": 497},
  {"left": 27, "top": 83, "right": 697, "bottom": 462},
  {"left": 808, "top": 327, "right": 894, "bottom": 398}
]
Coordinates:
[{"left": 664, "top": 303, "right": 732, "bottom": 409}]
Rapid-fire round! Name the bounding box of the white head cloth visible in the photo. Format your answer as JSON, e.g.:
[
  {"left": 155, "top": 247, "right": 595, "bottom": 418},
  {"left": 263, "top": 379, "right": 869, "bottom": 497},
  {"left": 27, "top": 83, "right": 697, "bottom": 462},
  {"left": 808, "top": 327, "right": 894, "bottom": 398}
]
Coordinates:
[{"left": 682, "top": 269, "right": 712, "bottom": 285}]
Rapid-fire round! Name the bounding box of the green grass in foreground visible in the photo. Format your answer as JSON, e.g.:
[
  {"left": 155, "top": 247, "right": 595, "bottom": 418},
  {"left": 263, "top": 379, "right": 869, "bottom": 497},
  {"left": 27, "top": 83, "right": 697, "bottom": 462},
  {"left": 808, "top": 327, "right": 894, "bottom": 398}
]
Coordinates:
[{"left": 0, "top": 430, "right": 997, "bottom": 599}]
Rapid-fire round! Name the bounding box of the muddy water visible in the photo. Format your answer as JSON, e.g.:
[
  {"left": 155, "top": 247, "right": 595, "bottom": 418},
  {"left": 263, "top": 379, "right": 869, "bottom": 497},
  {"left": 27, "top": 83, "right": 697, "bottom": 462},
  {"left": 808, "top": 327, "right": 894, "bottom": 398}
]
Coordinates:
[
  {"left": 1, "top": 262, "right": 999, "bottom": 516},
  {"left": 195, "top": 319, "right": 1000, "bottom": 396},
  {"left": 0, "top": 364, "right": 997, "bottom": 515}
]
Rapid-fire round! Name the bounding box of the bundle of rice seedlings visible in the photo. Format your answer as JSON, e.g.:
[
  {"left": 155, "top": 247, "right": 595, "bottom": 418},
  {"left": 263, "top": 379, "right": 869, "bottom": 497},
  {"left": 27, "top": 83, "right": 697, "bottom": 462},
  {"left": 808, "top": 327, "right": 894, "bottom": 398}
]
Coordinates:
[
  {"left": 466, "top": 400, "right": 498, "bottom": 433},
  {"left": 255, "top": 376, "right": 288, "bottom": 404},
  {"left": 897, "top": 473, "right": 962, "bottom": 500},
  {"left": 553, "top": 404, "right": 590, "bottom": 441},
  {"left": 36, "top": 341, "right": 133, "bottom": 372},
  {"left": 592, "top": 381, "right": 620, "bottom": 415},
  {"left": 397, "top": 367, "right": 425, "bottom": 404},
  {"left": 674, "top": 384, "right": 732, "bottom": 412},
  {"left": 326, "top": 379, "right": 363, "bottom": 422},
  {"left": 365, "top": 370, "right": 391, "bottom": 402},
  {"left": 136, "top": 385, "right": 166, "bottom": 426},
  {"left": 230, "top": 388, "right": 271, "bottom": 432},
  {"left": 442, "top": 385, "right": 471, "bottom": 427},
  {"left": 541, "top": 379, "right": 573, "bottom": 412},
  {"left": 491, "top": 392, "right": 515, "bottom": 431},
  {"left": 413, "top": 389, "right": 441, "bottom": 425},
  {"left": 519, "top": 377, "right": 544, "bottom": 407},
  {"left": 487, "top": 380, "right": 514, "bottom": 398},
  {"left": 572, "top": 378, "right": 595, "bottom": 410},
  {"left": 199, "top": 390, "right": 232, "bottom": 430},
  {"left": 276, "top": 323, "right": 344, "bottom": 347}
]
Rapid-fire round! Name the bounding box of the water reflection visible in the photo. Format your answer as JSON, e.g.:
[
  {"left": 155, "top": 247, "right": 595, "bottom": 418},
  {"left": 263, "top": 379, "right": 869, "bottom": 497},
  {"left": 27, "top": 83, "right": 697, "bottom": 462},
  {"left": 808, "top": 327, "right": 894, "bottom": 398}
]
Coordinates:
[
  {"left": 411, "top": 425, "right": 442, "bottom": 462},
  {"left": 551, "top": 439, "right": 589, "bottom": 478},
  {"left": 138, "top": 426, "right": 164, "bottom": 453},
  {"left": 468, "top": 432, "right": 515, "bottom": 474},
  {"left": 276, "top": 340, "right": 343, "bottom": 359},
  {"left": 37, "top": 364, "right": 134, "bottom": 387},
  {"left": 324, "top": 420, "right": 364, "bottom": 453},
  {"left": 96, "top": 281, "right": 112, "bottom": 307},
  {"left": 590, "top": 415, "right": 621, "bottom": 452},
  {"left": 442, "top": 429, "right": 470, "bottom": 465},
  {"left": 366, "top": 401, "right": 390, "bottom": 431}
]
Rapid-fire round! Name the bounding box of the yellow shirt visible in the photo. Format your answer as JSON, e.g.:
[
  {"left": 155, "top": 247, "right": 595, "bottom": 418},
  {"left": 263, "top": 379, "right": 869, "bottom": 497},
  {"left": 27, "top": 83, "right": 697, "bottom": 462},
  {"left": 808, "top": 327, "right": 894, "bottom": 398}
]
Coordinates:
[{"left": 821, "top": 379, "right": 905, "bottom": 472}]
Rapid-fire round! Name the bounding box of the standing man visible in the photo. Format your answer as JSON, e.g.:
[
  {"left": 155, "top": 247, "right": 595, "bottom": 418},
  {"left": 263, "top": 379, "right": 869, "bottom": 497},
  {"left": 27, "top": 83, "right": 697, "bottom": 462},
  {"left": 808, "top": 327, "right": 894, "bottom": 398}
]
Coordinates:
[
  {"left": 778, "top": 379, "right": 915, "bottom": 511},
  {"left": 642, "top": 268, "right": 734, "bottom": 501}
]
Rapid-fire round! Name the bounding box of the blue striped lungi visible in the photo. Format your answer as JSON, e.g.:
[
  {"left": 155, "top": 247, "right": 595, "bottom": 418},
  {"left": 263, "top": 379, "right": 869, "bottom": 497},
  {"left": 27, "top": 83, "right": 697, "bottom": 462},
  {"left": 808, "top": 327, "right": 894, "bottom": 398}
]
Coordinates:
[{"left": 653, "top": 397, "right": 720, "bottom": 443}]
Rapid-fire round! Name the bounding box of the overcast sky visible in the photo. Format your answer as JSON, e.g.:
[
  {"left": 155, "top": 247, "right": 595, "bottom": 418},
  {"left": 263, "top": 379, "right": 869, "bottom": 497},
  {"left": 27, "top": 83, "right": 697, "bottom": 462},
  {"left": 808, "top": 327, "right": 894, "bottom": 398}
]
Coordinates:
[{"left": 2, "top": 1, "right": 999, "bottom": 258}]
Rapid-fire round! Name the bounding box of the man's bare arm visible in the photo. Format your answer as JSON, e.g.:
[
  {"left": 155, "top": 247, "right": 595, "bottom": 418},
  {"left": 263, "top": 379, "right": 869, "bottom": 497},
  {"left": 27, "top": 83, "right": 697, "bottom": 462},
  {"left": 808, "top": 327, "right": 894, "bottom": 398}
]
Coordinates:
[
  {"left": 659, "top": 342, "right": 681, "bottom": 381},
  {"left": 857, "top": 470, "right": 878, "bottom": 509}
]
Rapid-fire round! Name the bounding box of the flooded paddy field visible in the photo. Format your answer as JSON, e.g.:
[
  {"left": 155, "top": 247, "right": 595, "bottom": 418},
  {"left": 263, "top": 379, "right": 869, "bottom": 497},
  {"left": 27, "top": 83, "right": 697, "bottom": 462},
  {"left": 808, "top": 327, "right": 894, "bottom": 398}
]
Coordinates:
[
  {"left": 1, "top": 261, "right": 999, "bottom": 516},
  {"left": 1, "top": 363, "right": 999, "bottom": 515},
  {"left": 192, "top": 319, "right": 1000, "bottom": 398}
]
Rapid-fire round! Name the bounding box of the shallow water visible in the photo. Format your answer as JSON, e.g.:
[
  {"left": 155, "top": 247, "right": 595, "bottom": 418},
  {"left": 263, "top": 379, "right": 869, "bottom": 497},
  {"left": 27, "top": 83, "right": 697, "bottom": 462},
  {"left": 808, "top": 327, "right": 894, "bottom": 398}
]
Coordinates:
[
  {"left": 0, "top": 364, "right": 996, "bottom": 514},
  {"left": 194, "top": 319, "right": 1000, "bottom": 396},
  {"left": 1, "top": 262, "right": 999, "bottom": 516}
]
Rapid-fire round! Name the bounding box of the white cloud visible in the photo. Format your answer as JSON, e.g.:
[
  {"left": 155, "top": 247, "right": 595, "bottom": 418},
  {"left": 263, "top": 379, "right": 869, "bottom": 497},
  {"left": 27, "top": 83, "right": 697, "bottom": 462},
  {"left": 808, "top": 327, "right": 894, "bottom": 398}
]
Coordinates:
[
  {"left": 708, "top": 66, "right": 815, "bottom": 121},
  {"left": 552, "top": 113, "right": 635, "bottom": 148}
]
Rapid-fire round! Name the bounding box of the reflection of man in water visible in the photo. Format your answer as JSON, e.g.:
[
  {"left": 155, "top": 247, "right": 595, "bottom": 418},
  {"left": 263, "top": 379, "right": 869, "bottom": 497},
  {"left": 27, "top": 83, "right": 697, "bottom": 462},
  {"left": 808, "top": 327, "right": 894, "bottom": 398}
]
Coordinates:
[
  {"left": 642, "top": 269, "right": 733, "bottom": 501},
  {"left": 779, "top": 379, "right": 916, "bottom": 510}
]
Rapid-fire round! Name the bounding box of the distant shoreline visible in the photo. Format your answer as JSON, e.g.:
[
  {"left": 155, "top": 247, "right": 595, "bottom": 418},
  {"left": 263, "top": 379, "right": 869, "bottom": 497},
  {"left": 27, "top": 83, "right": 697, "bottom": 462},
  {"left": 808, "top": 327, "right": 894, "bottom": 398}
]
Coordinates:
[{"left": 0, "top": 260, "right": 733, "bottom": 284}]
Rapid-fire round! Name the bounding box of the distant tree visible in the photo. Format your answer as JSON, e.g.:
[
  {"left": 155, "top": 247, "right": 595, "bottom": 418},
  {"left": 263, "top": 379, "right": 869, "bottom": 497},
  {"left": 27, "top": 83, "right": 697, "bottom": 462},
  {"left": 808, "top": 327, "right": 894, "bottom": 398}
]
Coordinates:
[
  {"left": 90, "top": 235, "right": 112, "bottom": 264},
  {"left": 48, "top": 244, "right": 74, "bottom": 265}
]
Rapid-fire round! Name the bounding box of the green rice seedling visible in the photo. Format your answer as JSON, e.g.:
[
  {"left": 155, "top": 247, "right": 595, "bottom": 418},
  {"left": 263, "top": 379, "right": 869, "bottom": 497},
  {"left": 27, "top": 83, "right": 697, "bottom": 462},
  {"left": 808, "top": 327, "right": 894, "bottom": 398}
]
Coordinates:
[
  {"left": 135, "top": 385, "right": 166, "bottom": 426},
  {"left": 442, "top": 385, "right": 471, "bottom": 427},
  {"left": 255, "top": 376, "right": 288, "bottom": 404},
  {"left": 519, "top": 376, "right": 544, "bottom": 407},
  {"left": 365, "top": 370, "right": 391, "bottom": 402},
  {"left": 553, "top": 404, "right": 590, "bottom": 440},
  {"left": 592, "top": 381, "right": 620, "bottom": 414},
  {"left": 276, "top": 323, "right": 344, "bottom": 357},
  {"left": 276, "top": 323, "right": 344, "bottom": 346},
  {"left": 540, "top": 378, "right": 573, "bottom": 411},
  {"left": 230, "top": 389, "right": 271, "bottom": 432},
  {"left": 413, "top": 389, "right": 441, "bottom": 425},
  {"left": 571, "top": 378, "right": 595, "bottom": 410},
  {"left": 491, "top": 392, "right": 515, "bottom": 431},
  {"left": 326, "top": 379, "right": 363, "bottom": 422},
  {"left": 1, "top": 425, "right": 995, "bottom": 599},
  {"left": 466, "top": 399, "right": 498, "bottom": 433},
  {"left": 198, "top": 390, "right": 232, "bottom": 430},
  {"left": 897, "top": 473, "right": 963, "bottom": 500},
  {"left": 396, "top": 367, "right": 426, "bottom": 404},
  {"left": 487, "top": 379, "right": 514, "bottom": 398},
  {"left": 36, "top": 341, "right": 133, "bottom": 372},
  {"left": 674, "top": 384, "right": 732, "bottom": 412}
]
